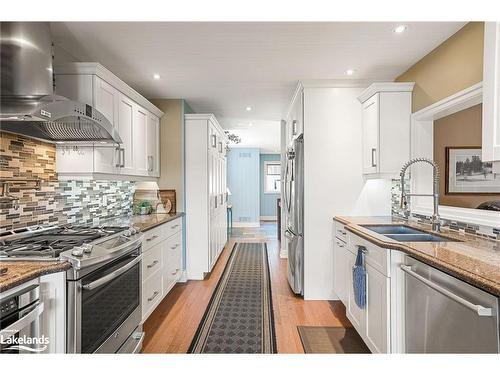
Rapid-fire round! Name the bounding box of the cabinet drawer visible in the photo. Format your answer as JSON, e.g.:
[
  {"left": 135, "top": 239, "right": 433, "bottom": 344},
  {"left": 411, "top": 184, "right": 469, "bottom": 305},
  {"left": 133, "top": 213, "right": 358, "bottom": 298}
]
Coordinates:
[
  {"left": 142, "top": 242, "right": 163, "bottom": 282},
  {"left": 334, "top": 221, "right": 348, "bottom": 243},
  {"left": 142, "top": 268, "right": 163, "bottom": 321},
  {"left": 142, "top": 225, "right": 166, "bottom": 252},
  {"left": 348, "top": 233, "right": 390, "bottom": 276},
  {"left": 164, "top": 217, "right": 182, "bottom": 239}
]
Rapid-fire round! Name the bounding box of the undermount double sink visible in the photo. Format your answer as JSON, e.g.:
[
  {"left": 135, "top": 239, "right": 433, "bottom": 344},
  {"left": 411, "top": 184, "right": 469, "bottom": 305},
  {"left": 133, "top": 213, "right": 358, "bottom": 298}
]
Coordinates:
[{"left": 361, "top": 225, "right": 461, "bottom": 243}]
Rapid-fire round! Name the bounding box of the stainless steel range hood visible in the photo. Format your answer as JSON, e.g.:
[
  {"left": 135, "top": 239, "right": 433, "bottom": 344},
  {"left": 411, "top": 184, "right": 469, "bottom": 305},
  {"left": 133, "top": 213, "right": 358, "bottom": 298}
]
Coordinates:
[{"left": 0, "top": 22, "right": 122, "bottom": 144}]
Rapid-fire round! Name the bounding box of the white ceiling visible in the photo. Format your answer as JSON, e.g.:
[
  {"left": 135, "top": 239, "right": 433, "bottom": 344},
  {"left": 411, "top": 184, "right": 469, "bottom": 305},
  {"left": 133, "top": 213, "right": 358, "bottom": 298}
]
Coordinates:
[{"left": 50, "top": 22, "right": 466, "bottom": 150}]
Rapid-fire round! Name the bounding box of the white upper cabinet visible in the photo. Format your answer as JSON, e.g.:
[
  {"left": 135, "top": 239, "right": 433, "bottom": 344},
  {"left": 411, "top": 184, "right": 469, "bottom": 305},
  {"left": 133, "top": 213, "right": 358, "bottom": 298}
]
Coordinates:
[
  {"left": 147, "top": 113, "right": 160, "bottom": 177},
  {"left": 133, "top": 104, "right": 149, "bottom": 176},
  {"left": 483, "top": 22, "right": 500, "bottom": 162},
  {"left": 54, "top": 63, "right": 163, "bottom": 180},
  {"left": 358, "top": 82, "right": 414, "bottom": 177},
  {"left": 118, "top": 94, "right": 136, "bottom": 175}
]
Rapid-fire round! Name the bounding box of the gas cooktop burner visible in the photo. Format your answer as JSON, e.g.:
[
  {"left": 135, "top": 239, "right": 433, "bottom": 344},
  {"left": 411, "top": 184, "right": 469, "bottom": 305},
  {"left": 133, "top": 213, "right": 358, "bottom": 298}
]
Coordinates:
[{"left": 0, "top": 225, "right": 130, "bottom": 259}]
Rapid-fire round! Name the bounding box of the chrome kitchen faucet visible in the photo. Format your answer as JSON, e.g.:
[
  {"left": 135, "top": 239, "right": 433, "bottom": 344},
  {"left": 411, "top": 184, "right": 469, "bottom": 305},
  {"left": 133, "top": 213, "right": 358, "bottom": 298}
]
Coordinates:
[{"left": 399, "top": 158, "right": 442, "bottom": 232}]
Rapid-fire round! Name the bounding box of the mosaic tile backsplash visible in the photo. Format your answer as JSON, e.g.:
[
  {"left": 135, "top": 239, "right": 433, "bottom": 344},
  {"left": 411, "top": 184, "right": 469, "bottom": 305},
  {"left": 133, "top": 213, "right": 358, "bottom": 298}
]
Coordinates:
[
  {"left": 0, "top": 132, "right": 135, "bottom": 232},
  {"left": 391, "top": 179, "right": 500, "bottom": 240}
]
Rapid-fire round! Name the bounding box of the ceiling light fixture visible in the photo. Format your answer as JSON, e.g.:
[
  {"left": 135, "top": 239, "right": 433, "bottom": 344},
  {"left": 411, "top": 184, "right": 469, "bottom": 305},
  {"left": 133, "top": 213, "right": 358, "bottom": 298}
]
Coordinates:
[
  {"left": 345, "top": 69, "right": 355, "bottom": 76},
  {"left": 248, "top": 122, "right": 253, "bottom": 127},
  {"left": 153, "top": 73, "right": 161, "bottom": 80},
  {"left": 393, "top": 25, "right": 407, "bottom": 34},
  {"left": 246, "top": 106, "right": 252, "bottom": 111}
]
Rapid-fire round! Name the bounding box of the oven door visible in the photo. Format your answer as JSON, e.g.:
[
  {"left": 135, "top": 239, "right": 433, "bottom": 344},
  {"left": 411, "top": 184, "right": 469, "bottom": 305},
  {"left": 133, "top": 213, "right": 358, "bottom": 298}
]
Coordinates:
[{"left": 67, "top": 248, "right": 142, "bottom": 353}]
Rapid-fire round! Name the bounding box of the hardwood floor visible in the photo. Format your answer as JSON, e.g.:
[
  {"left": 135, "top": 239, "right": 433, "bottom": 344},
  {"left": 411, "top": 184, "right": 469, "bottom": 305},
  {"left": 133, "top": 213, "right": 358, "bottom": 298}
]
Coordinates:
[{"left": 142, "top": 223, "right": 349, "bottom": 354}]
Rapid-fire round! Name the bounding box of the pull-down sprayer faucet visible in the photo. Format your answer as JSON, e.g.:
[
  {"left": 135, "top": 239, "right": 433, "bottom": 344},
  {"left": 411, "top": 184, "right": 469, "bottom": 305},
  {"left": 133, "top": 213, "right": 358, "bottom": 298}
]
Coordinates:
[{"left": 399, "top": 158, "right": 442, "bottom": 232}]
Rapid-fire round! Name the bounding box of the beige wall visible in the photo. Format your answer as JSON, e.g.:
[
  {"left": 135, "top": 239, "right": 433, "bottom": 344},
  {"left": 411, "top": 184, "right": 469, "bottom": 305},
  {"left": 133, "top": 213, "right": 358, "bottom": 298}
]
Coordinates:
[
  {"left": 434, "top": 104, "right": 500, "bottom": 209},
  {"left": 150, "top": 99, "right": 184, "bottom": 210},
  {"left": 396, "top": 22, "right": 484, "bottom": 112}
]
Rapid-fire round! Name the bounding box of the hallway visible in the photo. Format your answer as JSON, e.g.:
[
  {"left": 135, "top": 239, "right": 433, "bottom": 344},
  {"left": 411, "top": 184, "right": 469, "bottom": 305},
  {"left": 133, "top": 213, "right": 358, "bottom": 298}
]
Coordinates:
[{"left": 142, "top": 222, "right": 350, "bottom": 353}]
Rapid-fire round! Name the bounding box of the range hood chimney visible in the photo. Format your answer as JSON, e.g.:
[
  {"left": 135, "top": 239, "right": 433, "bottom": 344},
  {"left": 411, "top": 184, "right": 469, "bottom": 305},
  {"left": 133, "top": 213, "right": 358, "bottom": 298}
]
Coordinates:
[{"left": 0, "top": 22, "right": 121, "bottom": 144}]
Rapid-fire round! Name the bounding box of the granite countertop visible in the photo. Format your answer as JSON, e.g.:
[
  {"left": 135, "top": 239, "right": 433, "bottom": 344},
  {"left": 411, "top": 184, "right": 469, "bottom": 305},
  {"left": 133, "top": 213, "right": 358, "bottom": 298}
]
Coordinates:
[
  {"left": 0, "top": 261, "right": 71, "bottom": 293},
  {"left": 106, "top": 212, "right": 184, "bottom": 232},
  {"left": 334, "top": 216, "right": 500, "bottom": 296}
]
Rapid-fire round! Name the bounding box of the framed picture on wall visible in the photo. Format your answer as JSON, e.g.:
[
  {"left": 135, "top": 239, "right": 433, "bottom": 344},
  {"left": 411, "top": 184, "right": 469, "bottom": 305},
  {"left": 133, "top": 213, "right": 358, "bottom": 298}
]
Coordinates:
[{"left": 445, "top": 147, "right": 500, "bottom": 194}]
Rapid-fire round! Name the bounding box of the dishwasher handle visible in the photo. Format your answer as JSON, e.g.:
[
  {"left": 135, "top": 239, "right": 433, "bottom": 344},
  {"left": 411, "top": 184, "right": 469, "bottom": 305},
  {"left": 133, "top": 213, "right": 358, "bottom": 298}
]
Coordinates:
[{"left": 400, "top": 264, "right": 493, "bottom": 317}]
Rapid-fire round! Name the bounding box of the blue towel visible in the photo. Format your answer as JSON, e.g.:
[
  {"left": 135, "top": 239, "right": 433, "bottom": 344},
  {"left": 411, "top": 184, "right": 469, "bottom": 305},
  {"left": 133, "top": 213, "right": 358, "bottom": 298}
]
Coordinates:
[{"left": 353, "top": 246, "right": 366, "bottom": 309}]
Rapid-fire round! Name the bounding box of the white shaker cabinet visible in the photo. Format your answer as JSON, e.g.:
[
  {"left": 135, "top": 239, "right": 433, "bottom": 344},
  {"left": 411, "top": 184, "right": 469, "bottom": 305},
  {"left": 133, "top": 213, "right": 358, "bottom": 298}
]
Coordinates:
[
  {"left": 54, "top": 63, "right": 163, "bottom": 180},
  {"left": 147, "top": 113, "right": 160, "bottom": 177},
  {"left": 357, "top": 82, "right": 414, "bottom": 177},
  {"left": 185, "top": 114, "right": 228, "bottom": 280},
  {"left": 483, "top": 22, "right": 500, "bottom": 162},
  {"left": 132, "top": 104, "right": 149, "bottom": 176}
]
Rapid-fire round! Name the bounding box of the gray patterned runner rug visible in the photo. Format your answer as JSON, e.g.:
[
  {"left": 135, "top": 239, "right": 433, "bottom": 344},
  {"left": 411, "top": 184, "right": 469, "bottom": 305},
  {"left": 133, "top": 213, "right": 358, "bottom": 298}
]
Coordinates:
[{"left": 188, "top": 242, "right": 277, "bottom": 353}]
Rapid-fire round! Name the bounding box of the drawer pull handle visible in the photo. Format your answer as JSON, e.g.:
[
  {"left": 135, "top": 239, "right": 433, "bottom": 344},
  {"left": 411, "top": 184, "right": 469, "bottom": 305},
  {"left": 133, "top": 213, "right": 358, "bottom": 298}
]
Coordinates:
[
  {"left": 147, "top": 260, "right": 159, "bottom": 269},
  {"left": 336, "top": 242, "right": 345, "bottom": 248},
  {"left": 147, "top": 291, "right": 159, "bottom": 302},
  {"left": 171, "top": 224, "right": 179, "bottom": 229},
  {"left": 338, "top": 230, "right": 347, "bottom": 235},
  {"left": 146, "top": 235, "right": 158, "bottom": 242},
  {"left": 171, "top": 268, "right": 180, "bottom": 275},
  {"left": 170, "top": 244, "right": 179, "bottom": 250}
]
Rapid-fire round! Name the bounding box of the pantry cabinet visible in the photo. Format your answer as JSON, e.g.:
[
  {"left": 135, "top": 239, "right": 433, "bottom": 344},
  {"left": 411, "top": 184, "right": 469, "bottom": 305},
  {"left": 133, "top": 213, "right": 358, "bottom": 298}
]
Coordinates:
[
  {"left": 185, "top": 114, "right": 228, "bottom": 280},
  {"left": 483, "top": 22, "right": 500, "bottom": 162},
  {"left": 357, "top": 82, "right": 414, "bottom": 177},
  {"left": 54, "top": 63, "right": 162, "bottom": 180}
]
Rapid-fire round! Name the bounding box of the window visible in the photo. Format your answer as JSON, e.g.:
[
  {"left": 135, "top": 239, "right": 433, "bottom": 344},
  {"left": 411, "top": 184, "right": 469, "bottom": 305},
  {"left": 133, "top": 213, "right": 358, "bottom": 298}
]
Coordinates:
[{"left": 264, "top": 161, "right": 281, "bottom": 194}]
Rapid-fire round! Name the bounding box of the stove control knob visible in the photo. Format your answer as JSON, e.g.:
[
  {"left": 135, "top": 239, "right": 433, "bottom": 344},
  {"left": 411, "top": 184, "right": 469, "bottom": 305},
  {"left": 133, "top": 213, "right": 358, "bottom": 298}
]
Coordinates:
[
  {"left": 123, "top": 230, "right": 132, "bottom": 237},
  {"left": 129, "top": 227, "right": 137, "bottom": 235},
  {"left": 72, "top": 247, "right": 84, "bottom": 257},
  {"left": 82, "top": 244, "right": 93, "bottom": 253}
]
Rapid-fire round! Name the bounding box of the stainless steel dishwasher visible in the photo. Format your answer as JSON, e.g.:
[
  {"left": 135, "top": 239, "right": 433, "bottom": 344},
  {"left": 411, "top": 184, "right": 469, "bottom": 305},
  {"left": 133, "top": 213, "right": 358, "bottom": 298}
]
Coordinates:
[{"left": 401, "top": 256, "right": 499, "bottom": 353}]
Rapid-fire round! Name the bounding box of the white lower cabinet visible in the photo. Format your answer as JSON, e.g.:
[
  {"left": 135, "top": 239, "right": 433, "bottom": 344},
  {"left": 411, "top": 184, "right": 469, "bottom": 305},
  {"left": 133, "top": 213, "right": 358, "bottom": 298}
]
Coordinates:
[
  {"left": 334, "top": 226, "right": 391, "bottom": 354},
  {"left": 40, "top": 272, "right": 66, "bottom": 354},
  {"left": 364, "top": 263, "right": 390, "bottom": 353},
  {"left": 333, "top": 237, "right": 348, "bottom": 304},
  {"left": 141, "top": 217, "right": 183, "bottom": 322}
]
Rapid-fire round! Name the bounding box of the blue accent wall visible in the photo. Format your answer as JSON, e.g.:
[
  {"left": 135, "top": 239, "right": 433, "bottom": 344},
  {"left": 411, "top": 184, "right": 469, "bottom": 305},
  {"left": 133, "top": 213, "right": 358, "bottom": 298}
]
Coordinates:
[
  {"left": 260, "top": 154, "right": 281, "bottom": 218},
  {"left": 227, "top": 148, "right": 260, "bottom": 224}
]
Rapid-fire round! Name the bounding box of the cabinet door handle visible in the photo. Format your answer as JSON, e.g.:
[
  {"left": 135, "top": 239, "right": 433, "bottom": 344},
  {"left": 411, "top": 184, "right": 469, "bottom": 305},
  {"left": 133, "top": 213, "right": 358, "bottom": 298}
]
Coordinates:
[
  {"left": 337, "top": 229, "right": 347, "bottom": 235},
  {"left": 115, "top": 147, "right": 122, "bottom": 167},
  {"left": 292, "top": 120, "right": 297, "bottom": 135},
  {"left": 215, "top": 196, "right": 218, "bottom": 208},
  {"left": 147, "top": 260, "right": 159, "bottom": 269},
  {"left": 147, "top": 155, "right": 154, "bottom": 172},
  {"left": 371, "top": 148, "right": 377, "bottom": 167},
  {"left": 147, "top": 291, "right": 160, "bottom": 302},
  {"left": 170, "top": 244, "right": 179, "bottom": 250},
  {"left": 171, "top": 224, "right": 179, "bottom": 229},
  {"left": 171, "top": 268, "right": 180, "bottom": 275},
  {"left": 146, "top": 235, "right": 158, "bottom": 242},
  {"left": 336, "top": 241, "right": 345, "bottom": 248},
  {"left": 211, "top": 134, "right": 217, "bottom": 148}
]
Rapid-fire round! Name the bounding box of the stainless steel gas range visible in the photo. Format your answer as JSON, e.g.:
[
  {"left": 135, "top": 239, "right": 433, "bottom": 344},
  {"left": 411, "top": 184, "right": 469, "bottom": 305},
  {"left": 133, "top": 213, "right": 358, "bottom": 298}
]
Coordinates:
[{"left": 0, "top": 225, "right": 145, "bottom": 354}]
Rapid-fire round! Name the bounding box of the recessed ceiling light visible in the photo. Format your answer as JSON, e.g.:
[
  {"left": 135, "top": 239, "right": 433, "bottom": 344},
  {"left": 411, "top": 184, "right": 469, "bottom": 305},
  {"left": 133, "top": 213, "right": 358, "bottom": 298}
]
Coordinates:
[
  {"left": 246, "top": 106, "right": 252, "bottom": 111},
  {"left": 394, "top": 25, "right": 407, "bottom": 34},
  {"left": 345, "top": 69, "right": 356, "bottom": 76},
  {"left": 248, "top": 122, "right": 253, "bottom": 127},
  {"left": 153, "top": 73, "right": 161, "bottom": 80}
]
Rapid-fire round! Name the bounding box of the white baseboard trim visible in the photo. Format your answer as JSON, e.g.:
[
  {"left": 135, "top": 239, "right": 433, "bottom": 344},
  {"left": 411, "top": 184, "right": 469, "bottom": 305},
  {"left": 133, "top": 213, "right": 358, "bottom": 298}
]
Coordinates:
[
  {"left": 279, "top": 248, "right": 288, "bottom": 258},
  {"left": 179, "top": 270, "right": 188, "bottom": 283},
  {"left": 186, "top": 272, "right": 205, "bottom": 281},
  {"left": 260, "top": 216, "right": 277, "bottom": 221},
  {"left": 232, "top": 222, "right": 260, "bottom": 228}
]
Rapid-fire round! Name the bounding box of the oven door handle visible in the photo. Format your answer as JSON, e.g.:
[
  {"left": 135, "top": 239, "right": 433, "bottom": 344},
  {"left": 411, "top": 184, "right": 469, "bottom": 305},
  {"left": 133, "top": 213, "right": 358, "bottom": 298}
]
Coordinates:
[
  {"left": 0, "top": 301, "right": 44, "bottom": 341},
  {"left": 82, "top": 255, "right": 142, "bottom": 291}
]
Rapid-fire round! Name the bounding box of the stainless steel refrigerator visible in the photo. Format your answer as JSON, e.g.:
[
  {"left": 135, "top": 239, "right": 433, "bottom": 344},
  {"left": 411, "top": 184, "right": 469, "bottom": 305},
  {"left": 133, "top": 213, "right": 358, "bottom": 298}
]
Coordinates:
[{"left": 284, "top": 134, "right": 304, "bottom": 295}]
